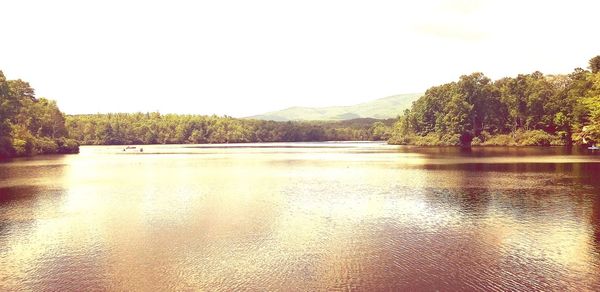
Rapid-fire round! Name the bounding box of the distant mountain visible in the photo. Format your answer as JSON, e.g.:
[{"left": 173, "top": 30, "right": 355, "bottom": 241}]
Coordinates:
[{"left": 247, "top": 93, "right": 422, "bottom": 121}]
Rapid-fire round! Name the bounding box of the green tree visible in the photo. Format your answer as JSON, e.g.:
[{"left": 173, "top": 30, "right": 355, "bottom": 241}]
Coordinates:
[
  {"left": 589, "top": 55, "right": 600, "bottom": 73},
  {"left": 388, "top": 56, "right": 600, "bottom": 147},
  {"left": 0, "top": 70, "right": 78, "bottom": 157}
]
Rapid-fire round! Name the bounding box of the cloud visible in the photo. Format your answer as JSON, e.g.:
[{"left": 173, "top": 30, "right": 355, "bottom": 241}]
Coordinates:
[
  {"left": 440, "top": 0, "right": 487, "bottom": 15},
  {"left": 412, "top": 0, "right": 490, "bottom": 41},
  {"left": 415, "top": 23, "right": 488, "bottom": 41}
]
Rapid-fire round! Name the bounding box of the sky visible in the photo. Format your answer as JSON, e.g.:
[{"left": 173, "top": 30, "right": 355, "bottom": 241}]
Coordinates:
[{"left": 1, "top": 0, "right": 599, "bottom": 117}]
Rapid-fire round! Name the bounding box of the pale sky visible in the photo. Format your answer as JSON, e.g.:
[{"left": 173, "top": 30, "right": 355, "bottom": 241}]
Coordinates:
[{"left": 1, "top": 0, "right": 599, "bottom": 117}]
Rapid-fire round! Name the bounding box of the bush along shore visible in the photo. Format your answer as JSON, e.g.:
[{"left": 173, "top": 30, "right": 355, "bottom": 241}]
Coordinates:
[
  {"left": 0, "top": 71, "right": 79, "bottom": 158},
  {"left": 389, "top": 130, "right": 565, "bottom": 147},
  {"left": 388, "top": 56, "right": 600, "bottom": 147}
]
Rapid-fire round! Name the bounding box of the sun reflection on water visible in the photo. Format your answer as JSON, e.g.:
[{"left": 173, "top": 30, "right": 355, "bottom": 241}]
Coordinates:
[{"left": 0, "top": 143, "right": 599, "bottom": 290}]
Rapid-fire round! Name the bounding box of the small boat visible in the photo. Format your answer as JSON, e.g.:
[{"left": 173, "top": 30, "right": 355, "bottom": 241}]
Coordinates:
[
  {"left": 123, "top": 146, "right": 136, "bottom": 151},
  {"left": 123, "top": 146, "right": 144, "bottom": 152},
  {"left": 588, "top": 145, "right": 599, "bottom": 150}
]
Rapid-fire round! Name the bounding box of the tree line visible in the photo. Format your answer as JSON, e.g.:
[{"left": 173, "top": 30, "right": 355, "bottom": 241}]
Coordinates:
[
  {"left": 66, "top": 114, "right": 393, "bottom": 145},
  {"left": 0, "top": 67, "right": 393, "bottom": 159},
  {"left": 0, "top": 71, "right": 79, "bottom": 158},
  {"left": 3, "top": 56, "right": 599, "bottom": 157},
  {"left": 389, "top": 56, "right": 600, "bottom": 146}
]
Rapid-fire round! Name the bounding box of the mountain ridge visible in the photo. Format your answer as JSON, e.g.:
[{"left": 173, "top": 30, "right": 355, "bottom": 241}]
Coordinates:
[{"left": 247, "top": 93, "right": 422, "bottom": 121}]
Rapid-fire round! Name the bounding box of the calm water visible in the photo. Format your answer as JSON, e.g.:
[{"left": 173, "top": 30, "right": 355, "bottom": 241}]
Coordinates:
[{"left": 1, "top": 142, "right": 600, "bottom": 291}]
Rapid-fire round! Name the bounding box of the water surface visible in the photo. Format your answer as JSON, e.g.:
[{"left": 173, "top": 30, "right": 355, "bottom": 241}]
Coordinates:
[{"left": 1, "top": 142, "right": 600, "bottom": 290}]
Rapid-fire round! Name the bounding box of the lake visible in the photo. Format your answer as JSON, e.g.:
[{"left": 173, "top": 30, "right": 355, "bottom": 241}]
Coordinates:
[{"left": 1, "top": 142, "right": 599, "bottom": 291}]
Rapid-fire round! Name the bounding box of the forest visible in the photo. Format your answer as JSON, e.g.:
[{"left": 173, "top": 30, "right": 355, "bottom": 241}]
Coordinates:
[
  {"left": 65, "top": 114, "right": 393, "bottom": 145},
  {"left": 389, "top": 56, "right": 600, "bottom": 146},
  {"left": 0, "top": 71, "right": 79, "bottom": 158},
  {"left": 2, "top": 56, "right": 599, "bottom": 158},
  {"left": 0, "top": 68, "right": 392, "bottom": 158}
]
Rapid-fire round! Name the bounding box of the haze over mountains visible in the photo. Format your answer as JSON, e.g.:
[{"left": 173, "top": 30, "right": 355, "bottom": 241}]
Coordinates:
[{"left": 248, "top": 93, "right": 422, "bottom": 121}]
